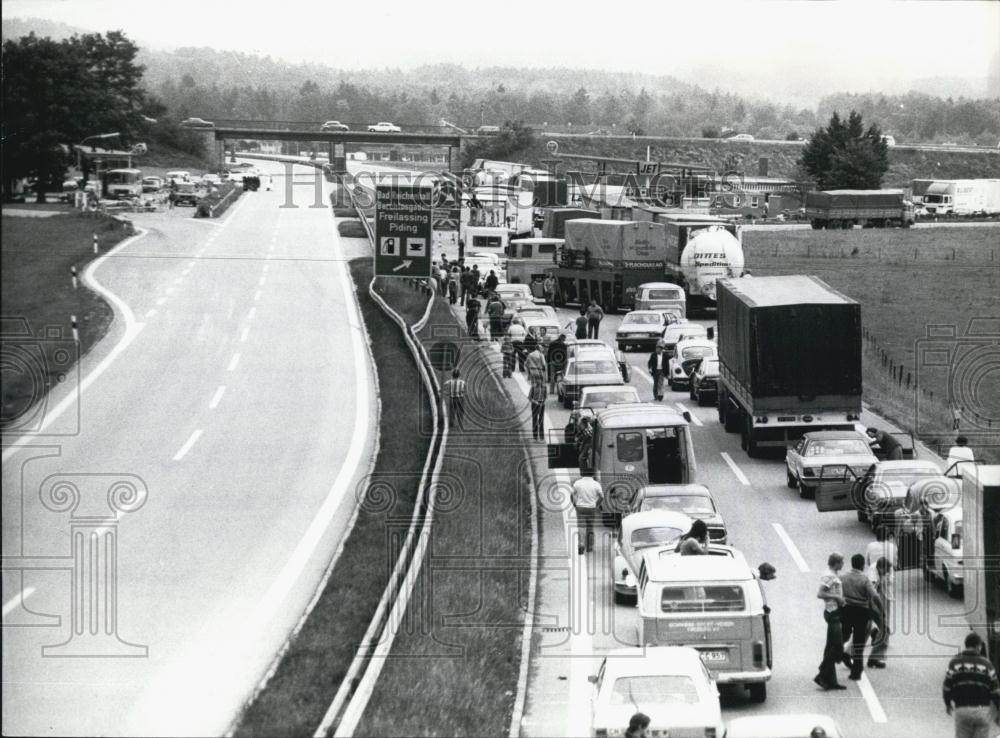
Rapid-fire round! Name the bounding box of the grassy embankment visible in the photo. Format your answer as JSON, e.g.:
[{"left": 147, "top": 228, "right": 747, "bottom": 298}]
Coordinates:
[
  {"left": 353, "top": 292, "right": 532, "bottom": 737},
  {"left": 745, "top": 226, "right": 1000, "bottom": 461},
  {"left": 0, "top": 212, "right": 128, "bottom": 428}
]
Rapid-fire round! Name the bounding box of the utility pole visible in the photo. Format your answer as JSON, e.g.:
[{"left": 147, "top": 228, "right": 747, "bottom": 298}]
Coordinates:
[{"left": 480, "top": 102, "right": 485, "bottom": 128}]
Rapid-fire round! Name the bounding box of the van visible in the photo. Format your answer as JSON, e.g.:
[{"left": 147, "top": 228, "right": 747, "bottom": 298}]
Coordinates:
[
  {"left": 507, "top": 237, "right": 563, "bottom": 297},
  {"left": 636, "top": 550, "right": 773, "bottom": 702},
  {"left": 634, "top": 282, "right": 687, "bottom": 319}
]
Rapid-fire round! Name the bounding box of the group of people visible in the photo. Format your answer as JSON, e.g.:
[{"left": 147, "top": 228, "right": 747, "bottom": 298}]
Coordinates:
[{"left": 433, "top": 253, "right": 502, "bottom": 308}]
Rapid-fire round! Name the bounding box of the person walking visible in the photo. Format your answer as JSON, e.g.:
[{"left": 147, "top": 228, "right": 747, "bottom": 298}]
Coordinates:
[
  {"left": 500, "top": 334, "right": 515, "bottom": 377},
  {"left": 574, "top": 308, "right": 589, "bottom": 340},
  {"left": 865, "top": 526, "right": 898, "bottom": 578},
  {"left": 648, "top": 341, "right": 669, "bottom": 401},
  {"left": 442, "top": 368, "right": 467, "bottom": 430},
  {"left": 526, "top": 342, "right": 548, "bottom": 441},
  {"left": 867, "top": 556, "right": 891, "bottom": 669},
  {"left": 507, "top": 320, "right": 527, "bottom": 371},
  {"left": 840, "top": 553, "right": 882, "bottom": 680},
  {"left": 471, "top": 265, "right": 481, "bottom": 294},
  {"left": 815, "top": 552, "right": 848, "bottom": 690},
  {"left": 465, "top": 292, "right": 482, "bottom": 340},
  {"left": 543, "top": 275, "right": 557, "bottom": 305},
  {"left": 943, "top": 631, "right": 1000, "bottom": 738},
  {"left": 548, "top": 333, "right": 568, "bottom": 394},
  {"left": 484, "top": 269, "right": 499, "bottom": 293},
  {"left": 947, "top": 436, "right": 975, "bottom": 478},
  {"left": 576, "top": 416, "right": 595, "bottom": 475},
  {"left": 459, "top": 267, "right": 472, "bottom": 306},
  {"left": 486, "top": 294, "right": 505, "bottom": 341},
  {"left": 571, "top": 473, "right": 603, "bottom": 555},
  {"left": 448, "top": 268, "right": 459, "bottom": 305},
  {"left": 675, "top": 519, "right": 709, "bottom": 555},
  {"left": 893, "top": 503, "right": 923, "bottom": 570},
  {"left": 586, "top": 299, "right": 605, "bottom": 339}
]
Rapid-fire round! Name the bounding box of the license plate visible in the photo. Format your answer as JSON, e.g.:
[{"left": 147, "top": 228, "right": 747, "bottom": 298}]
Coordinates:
[{"left": 699, "top": 650, "right": 728, "bottom": 662}]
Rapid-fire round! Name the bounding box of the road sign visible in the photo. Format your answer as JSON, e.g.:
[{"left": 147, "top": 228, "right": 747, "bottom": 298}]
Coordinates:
[
  {"left": 432, "top": 206, "right": 461, "bottom": 231},
  {"left": 374, "top": 184, "right": 433, "bottom": 278}
]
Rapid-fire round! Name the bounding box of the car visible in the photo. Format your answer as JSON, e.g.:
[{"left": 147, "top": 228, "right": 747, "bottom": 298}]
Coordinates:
[
  {"left": 368, "top": 122, "right": 402, "bottom": 133},
  {"left": 667, "top": 337, "right": 717, "bottom": 391},
  {"left": 729, "top": 133, "right": 755, "bottom": 142},
  {"left": 201, "top": 173, "right": 222, "bottom": 186},
  {"left": 612, "top": 510, "right": 693, "bottom": 602},
  {"left": 587, "top": 129, "right": 612, "bottom": 136},
  {"left": 476, "top": 125, "right": 500, "bottom": 135},
  {"left": 589, "top": 646, "right": 724, "bottom": 738},
  {"left": 321, "top": 120, "right": 350, "bottom": 131},
  {"left": 179, "top": 117, "right": 214, "bottom": 127},
  {"left": 632, "top": 484, "right": 728, "bottom": 544},
  {"left": 925, "top": 505, "right": 964, "bottom": 597},
  {"left": 578, "top": 385, "right": 641, "bottom": 411},
  {"left": 881, "top": 135, "right": 896, "bottom": 147},
  {"left": 141, "top": 176, "right": 163, "bottom": 193},
  {"left": 725, "top": 713, "right": 843, "bottom": 738},
  {"left": 165, "top": 170, "right": 191, "bottom": 184},
  {"left": 558, "top": 349, "right": 624, "bottom": 408},
  {"left": 510, "top": 314, "right": 561, "bottom": 345},
  {"left": 661, "top": 320, "right": 708, "bottom": 357},
  {"left": 501, "top": 294, "right": 536, "bottom": 325},
  {"left": 172, "top": 182, "right": 199, "bottom": 206},
  {"left": 564, "top": 337, "right": 631, "bottom": 383},
  {"left": 689, "top": 357, "right": 720, "bottom": 406},
  {"left": 514, "top": 304, "right": 557, "bottom": 321},
  {"left": 786, "top": 430, "right": 878, "bottom": 499},
  {"left": 615, "top": 310, "right": 674, "bottom": 352}
]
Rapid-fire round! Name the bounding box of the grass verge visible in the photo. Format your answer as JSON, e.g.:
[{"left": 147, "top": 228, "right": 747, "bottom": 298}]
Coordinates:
[
  {"left": 354, "top": 297, "right": 533, "bottom": 737},
  {"left": 745, "top": 226, "right": 1000, "bottom": 461},
  {"left": 232, "top": 258, "right": 431, "bottom": 737},
  {"left": 1, "top": 211, "right": 128, "bottom": 429}
]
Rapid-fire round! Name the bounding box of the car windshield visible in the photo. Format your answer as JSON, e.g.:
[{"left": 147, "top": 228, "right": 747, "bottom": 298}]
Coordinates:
[
  {"left": 518, "top": 308, "right": 545, "bottom": 316},
  {"left": 660, "top": 585, "right": 746, "bottom": 613},
  {"left": 681, "top": 345, "right": 715, "bottom": 360},
  {"left": 624, "top": 314, "right": 663, "bottom": 325},
  {"left": 630, "top": 525, "right": 685, "bottom": 550},
  {"left": 806, "top": 439, "right": 871, "bottom": 456},
  {"left": 573, "top": 360, "right": 618, "bottom": 375},
  {"left": 646, "top": 289, "right": 683, "bottom": 300},
  {"left": 666, "top": 326, "right": 705, "bottom": 341},
  {"left": 609, "top": 676, "right": 699, "bottom": 706},
  {"left": 583, "top": 390, "right": 639, "bottom": 406},
  {"left": 643, "top": 495, "right": 715, "bottom": 514},
  {"left": 876, "top": 468, "right": 942, "bottom": 487}
]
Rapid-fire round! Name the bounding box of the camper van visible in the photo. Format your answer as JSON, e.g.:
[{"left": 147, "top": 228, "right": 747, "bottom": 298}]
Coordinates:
[{"left": 506, "top": 237, "right": 563, "bottom": 297}]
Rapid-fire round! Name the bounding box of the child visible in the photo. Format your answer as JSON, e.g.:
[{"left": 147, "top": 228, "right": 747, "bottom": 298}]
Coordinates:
[{"left": 501, "top": 335, "right": 515, "bottom": 378}]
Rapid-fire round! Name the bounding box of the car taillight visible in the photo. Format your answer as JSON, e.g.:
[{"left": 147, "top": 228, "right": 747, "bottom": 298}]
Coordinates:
[
  {"left": 622, "top": 569, "right": 630, "bottom": 579},
  {"left": 753, "top": 640, "right": 765, "bottom": 665}
]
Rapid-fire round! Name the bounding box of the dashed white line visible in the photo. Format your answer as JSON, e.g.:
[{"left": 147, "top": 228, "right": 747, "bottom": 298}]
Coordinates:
[
  {"left": 187, "top": 260, "right": 196, "bottom": 269},
  {"left": 633, "top": 366, "right": 653, "bottom": 384},
  {"left": 253, "top": 289, "right": 262, "bottom": 302},
  {"left": 227, "top": 353, "right": 241, "bottom": 371},
  {"left": 771, "top": 522, "right": 810, "bottom": 572},
  {"left": 155, "top": 297, "right": 166, "bottom": 306},
  {"left": 2, "top": 587, "right": 35, "bottom": 617},
  {"left": 240, "top": 325, "right": 251, "bottom": 343},
  {"left": 172, "top": 429, "right": 204, "bottom": 461},
  {"left": 258, "top": 276, "right": 266, "bottom": 286},
  {"left": 166, "top": 287, "right": 176, "bottom": 295},
  {"left": 174, "top": 277, "right": 183, "bottom": 285},
  {"left": 209, "top": 385, "right": 227, "bottom": 410},
  {"left": 247, "top": 307, "right": 257, "bottom": 320},
  {"left": 858, "top": 673, "right": 888, "bottom": 723},
  {"left": 145, "top": 309, "right": 157, "bottom": 318},
  {"left": 262, "top": 264, "right": 270, "bottom": 274},
  {"left": 720, "top": 451, "right": 751, "bottom": 485},
  {"left": 675, "top": 402, "right": 703, "bottom": 426}
]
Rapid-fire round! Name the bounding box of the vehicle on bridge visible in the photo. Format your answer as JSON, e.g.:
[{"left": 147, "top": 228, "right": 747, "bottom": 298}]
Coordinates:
[
  {"left": 805, "top": 189, "right": 915, "bottom": 229},
  {"left": 320, "top": 120, "right": 350, "bottom": 131},
  {"left": 367, "top": 121, "right": 401, "bottom": 133}
]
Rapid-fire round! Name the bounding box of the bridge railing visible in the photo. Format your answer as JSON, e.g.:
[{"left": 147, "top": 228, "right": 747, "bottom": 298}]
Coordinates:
[{"left": 212, "top": 119, "right": 466, "bottom": 136}]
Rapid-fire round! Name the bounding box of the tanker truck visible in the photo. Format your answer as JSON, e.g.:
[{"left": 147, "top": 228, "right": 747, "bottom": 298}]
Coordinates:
[{"left": 657, "top": 213, "right": 745, "bottom": 314}]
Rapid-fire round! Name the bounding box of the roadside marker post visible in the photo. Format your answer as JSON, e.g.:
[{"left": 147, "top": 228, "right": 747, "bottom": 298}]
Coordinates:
[
  {"left": 93, "top": 234, "right": 99, "bottom": 254},
  {"left": 71, "top": 266, "right": 78, "bottom": 289},
  {"left": 70, "top": 315, "right": 79, "bottom": 343}
]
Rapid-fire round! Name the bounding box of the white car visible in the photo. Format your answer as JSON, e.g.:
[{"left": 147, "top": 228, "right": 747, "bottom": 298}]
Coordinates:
[
  {"left": 165, "top": 170, "right": 191, "bottom": 184},
  {"left": 515, "top": 304, "right": 558, "bottom": 321},
  {"left": 927, "top": 506, "right": 964, "bottom": 597},
  {"left": 559, "top": 349, "right": 624, "bottom": 408},
  {"left": 578, "top": 385, "right": 641, "bottom": 411},
  {"left": 510, "top": 314, "right": 561, "bottom": 345},
  {"left": 786, "top": 430, "right": 877, "bottom": 499},
  {"left": 667, "top": 338, "right": 717, "bottom": 391},
  {"left": 661, "top": 321, "right": 708, "bottom": 357},
  {"left": 612, "top": 510, "right": 693, "bottom": 602},
  {"left": 725, "top": 713, "right": 843, "bottom": 738},
  {"left": 590, "top": 646, "right": 723, "bottom": 738},
  {"left": 615, "top": 310, "right": 674, "bottom": 352},
  {"left": 201, "top": 173, "right": 222, "bottom": 186},
  {"left": 729, "top": 133, "right": 755, "bottom": 142},
  {"left": 368, "top": 122, "right": 402, "bottom": 133}
]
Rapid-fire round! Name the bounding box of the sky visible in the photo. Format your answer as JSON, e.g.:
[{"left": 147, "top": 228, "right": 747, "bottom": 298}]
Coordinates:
[{"left": 5, "top": 0, "right": 1000, "bottom": 99}]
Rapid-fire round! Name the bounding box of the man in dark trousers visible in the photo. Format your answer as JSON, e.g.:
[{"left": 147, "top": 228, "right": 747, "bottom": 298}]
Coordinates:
[
  {"left": 574, "top": 308, "right": 588, "bottom": 340},
  {"left": 465, "top": 292, "right": 482, "bottom": 339},
  {"left": 459, "top": 267, "right": 472, "bottom": 306},
  {"left": 442, "top": 368, "right": 467, "bottom": 430},
  {"left": 486, "top": 294, "right": 505, "bottom": 341},
  {"left": 943, "top": 631, "right": 1000, "bottom": 737},
  {"left": 484, "top": 269, "right": 499, "bottom": 293},
  {"left": 815, "top": 552, "right": 847, "bottom": 690},
  {"left": 840, "top": 553, "right": 882, "bottom": 681},
  {"left": 548, "top": 334, "right": 568, "bottom": 393},
  {"left": 648, "top": 340, "right": 669, "bottom": 401},
  {"left": 586, "top": 299, "right": 605, "bottom": 339}
]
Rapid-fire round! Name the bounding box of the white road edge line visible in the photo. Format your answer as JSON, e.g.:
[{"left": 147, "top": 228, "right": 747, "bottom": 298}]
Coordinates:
[
  {"left": 172, "top": 429, "right": 203, "bottom": 461},
  {"left": 156, "top": 297, "right": 166, "bottom": 306},
  {"left": 2, "top": 587, "right": 35, "bottom": 617},
  {"left": 675, "top": 402, "right": 703, "bottom": 426},
  {"left": 145, "top": 309, "right": 157, "bottom": 318},
  {"left": 720, "top": 451, "right": 751, "bottom": 485},
  {"left": 858, "top": 672, "right": 889, "bottom": 723},
  {"left": 253, "top": 290, "right": 262, "bottom": 302},
  {"left": 771, "top": 523, "right": 810, "bottom": 573},
  {"left": 247, "top": 307, "right": 257, "bottom": 320},
  {"left": 633, "top": 366, "right": 653, "bottom": 384},
  {"left": 209, "top": 386, "right": 226, "bottom": 410},
  {"left": 240, "top": 326, "right": 251, "bottom": 343},
  {"left": 227, "top": 353, "right": 241, "bottom": 371}
]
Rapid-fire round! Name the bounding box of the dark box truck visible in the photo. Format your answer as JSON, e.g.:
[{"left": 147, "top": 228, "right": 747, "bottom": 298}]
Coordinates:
[{"left": 716, "top": 275, "right": 863, "bottom": 456}]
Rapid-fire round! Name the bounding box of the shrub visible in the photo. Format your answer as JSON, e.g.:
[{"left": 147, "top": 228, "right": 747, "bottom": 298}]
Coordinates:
[{"left": 337, "top": 219, "right": 368, "bottom": 238}]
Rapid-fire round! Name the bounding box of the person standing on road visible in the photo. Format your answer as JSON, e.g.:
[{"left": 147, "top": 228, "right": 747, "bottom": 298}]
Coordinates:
[
  {"left": 471, "top": 265, "right": 481, "bottom": 294},
  {"left": 867, "top": 557, "right": 891, "bottom": 669},
  {"left": 866, "top": 526, "right": 898, "bottom": 577},
  {"left": 507, "top": 320, "right": 527, "bottom": 371},
  {"left": 442, "top": 368, "right": 467, "bottom": 430},
  {"left": 815, "top": 552, "right": 848, "bottom": 690},
  {"left": 943, "top": 631, "right": 1000, "bottom": 738},
  {"left": 500, "top": 334, "right": 515, "bottom": 377},
  {"left": 448, "top": 268, "right": 459, "bottom": 305},
  {"left": 840, "top": 553, "right": 882, "bottom": 681},
  {"left": 465, "top": 292, "right": 482, "bottom": 340},
  {"left": 648, "top": 341, "right": 669, "bottom": 401},
  {"left": 576, "top": 416, "right": 595, "bottom": 475},
  {"left": 571, "top": 473, "right": 603, "bottom": 555},
  {"left": 574, "top": 308, "right": 589, "bottom": 340},
  {"left": 543, "top": 275, "right": 557, "bottom": 305},
  {"left": 586, "top": 299, "right": 605, "bottom": 339},
  {"left": 459, "top": 267, "right": 472, "bottom": 306},
  {"left": 548, "top": 334, "right": 568, "bottom": 394},
  {"left": 484, "top": 269, "right": 499, "bottom": 293},
  {"left": 526, "top": 343, "right": 548, "bottom": 441},
  {"left": 486, "top": 294, "right": 505, "bottom": 341}
]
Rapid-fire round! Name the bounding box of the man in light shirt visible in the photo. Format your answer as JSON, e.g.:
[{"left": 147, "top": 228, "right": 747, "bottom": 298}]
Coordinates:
[
  {"left": 946, "top": 436, "right": 975, "bottom": 478},
  {"left": 815, "top": 552, "right": 848, "bottom": 690},
  {"left": 572, "top": 474, "right": 603, "bottom": 556}
]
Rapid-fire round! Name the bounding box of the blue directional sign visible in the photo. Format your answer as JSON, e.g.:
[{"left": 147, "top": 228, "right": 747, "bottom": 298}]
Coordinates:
[{"left": 374, "top": 184, "right": 433, "bottom": 278}]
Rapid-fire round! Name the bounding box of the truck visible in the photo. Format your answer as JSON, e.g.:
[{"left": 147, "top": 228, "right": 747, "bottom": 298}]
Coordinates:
[
  {"left": 805, "top": 189, "right": 914, "bottom": 229},
  {"left": 658, "top": 213, "right": 745, "bottom": 313},
  {"left": 962, "top": 465, "right": 1000, "bottom": 671},
  {"left": 548, "top": 219, "right": 665, "bottom": 312},
  {"left": 540, "top": 207, "right": 599, "bottom": 239},
  {"left": 716, "top": 275, "right": 863, "bottom": 457},
  {"left": 921, "top": 179, "right": 1000, "bottom": 216}
]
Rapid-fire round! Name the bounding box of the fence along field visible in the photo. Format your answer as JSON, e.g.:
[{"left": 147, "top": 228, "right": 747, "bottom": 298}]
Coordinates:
[{"left": 744, "top": 226, "right": 1000, "bottom": 462}]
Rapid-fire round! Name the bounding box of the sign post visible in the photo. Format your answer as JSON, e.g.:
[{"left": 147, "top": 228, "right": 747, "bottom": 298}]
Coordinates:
[{"left": 374, "top": 183, "right": 433, "bottom": 278}]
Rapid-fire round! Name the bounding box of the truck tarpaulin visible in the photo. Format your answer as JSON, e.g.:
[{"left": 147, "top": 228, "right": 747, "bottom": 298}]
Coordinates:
[
  {"left": 542, "top": 207, "right": 600, "bottom": 239},
  {"left": 805, "top": 190, "right": 905, "bottom": 210},
  {"left": 564, "top": 219, "right": 666, "bottom": 270}
]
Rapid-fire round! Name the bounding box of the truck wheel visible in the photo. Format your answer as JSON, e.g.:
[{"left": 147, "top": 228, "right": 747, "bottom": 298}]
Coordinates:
[
  {"left": 724, "top": 406, "right": 740, "bottom": 434},
  {"left": 748, "top": 682, "right": 767, "bottom": 703},
  {"left": 718, "top": 396, "right": 727, "bottom": 425},
  {"left": 743, "top": 417, "right": 759, "bottom": 457}
]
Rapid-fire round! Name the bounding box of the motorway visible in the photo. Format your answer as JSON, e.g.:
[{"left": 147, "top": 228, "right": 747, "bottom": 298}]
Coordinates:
[
  {"left": 454, "top": 307, "right": 967, "bottom": 738},
  {"left": 1, "top": 160, "right": 376, "bottom": 736}
]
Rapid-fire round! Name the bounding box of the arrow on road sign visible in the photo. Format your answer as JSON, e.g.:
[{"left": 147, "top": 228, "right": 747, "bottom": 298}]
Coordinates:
[{"left": 393, "top": 260, "right": 413, "bottom": 272}]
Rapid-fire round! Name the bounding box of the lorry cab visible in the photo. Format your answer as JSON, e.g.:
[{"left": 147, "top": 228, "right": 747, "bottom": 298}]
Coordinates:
[
  {"left": 636, "top": 551, "right": 772, "bottom": 702},
  {"left": 507, "top": 237, "right": 564, "bottom": 297},
  {"left": 549, "top": 403, "right": 697, "bottom": 503},
  {"left": 634, "top": 282, "right": 687, "bottom": 319}
]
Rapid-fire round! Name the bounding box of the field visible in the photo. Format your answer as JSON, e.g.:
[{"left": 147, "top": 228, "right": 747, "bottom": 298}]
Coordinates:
[{"left": 744, "top": 226, "right": 1000, "bottom": 461}]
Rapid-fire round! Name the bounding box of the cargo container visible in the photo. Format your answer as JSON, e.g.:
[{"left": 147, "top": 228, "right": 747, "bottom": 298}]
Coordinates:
[
  {"left": 716, "top": 275, "right": 863, "bottom": 456},
  {"left": 962, "top": 465, "right": 1000, "bottom": 671},
  {"left": 540, "top": 207, "right": 599, "bottom": 239},
  {"left": 922, "top": 179, "right": 1000, "bottom": 216},
  {"left": 805, "top": 189, "right": 914, "bottom": 229}
]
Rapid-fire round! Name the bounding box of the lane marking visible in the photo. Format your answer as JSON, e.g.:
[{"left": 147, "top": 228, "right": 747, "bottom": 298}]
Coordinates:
[
  {"left": 858, "top": 672, "right": 888, "bottom": 723},
  {"left": 187, "top": 260, "right": 196, "bottom": 269},
  {"left": 720, "top": 451, "right": 751, "bottom": 485},
  {"left": 240, "top": 326, "right": 251, "bottom": 343},
  {"left": 174, "top": 277, "right": 183, "bottom": 285},
  {"left": 771, "top": 522, "right": 810, "bottom": 572},
  {"left": 145, "top": 309, "right": 157, "bottom": 318},
  {"left": 2, "top": 587, "right": 35, "bottom": 617},
  {"left": 247, "top": 307, "right": 257, "bottom": 320},
  {"left": 258, "top": 276, "right": 266, "bottom": 286},
  {"left": 262, "top": 264, "right": 270, "bottom": 274},
  {"left": 209, "top": 385, "right": 226, "bottom": 410},
  {"left": 227, "top": 353, "right": 241, "bottom": 371},
  {"left": 156, "top": 297, "right": 166, "bottom": 306},
  {"left": 675, "top": 402, "right": 703, "bottom": 426},
  {"left": 172, "top": 429, "right": 203, "bottom": 461},
  {"left": 253, "top": 289, "right": 262, "bottom": 302},
  {"left": 166, "top": 287, "right": 176, "bottom": 295},
  {"left": 633, "top": 366, "right": 653, "bottom": 384}
]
